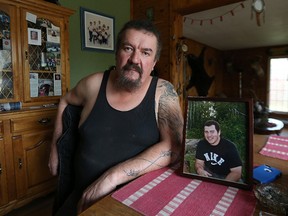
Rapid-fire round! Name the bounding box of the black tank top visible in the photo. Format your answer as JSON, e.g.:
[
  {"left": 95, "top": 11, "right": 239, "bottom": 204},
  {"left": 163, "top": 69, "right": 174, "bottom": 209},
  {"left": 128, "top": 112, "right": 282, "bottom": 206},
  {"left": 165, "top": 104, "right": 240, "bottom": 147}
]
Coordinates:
[{"left": 74, "top": 70, "right": 160, "bottom": 190}]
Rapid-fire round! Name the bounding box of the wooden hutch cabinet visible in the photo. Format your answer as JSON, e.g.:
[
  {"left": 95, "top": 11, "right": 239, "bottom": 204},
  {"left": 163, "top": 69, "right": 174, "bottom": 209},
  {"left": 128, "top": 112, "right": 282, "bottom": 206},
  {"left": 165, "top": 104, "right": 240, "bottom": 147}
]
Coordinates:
[{"left": 0, "top": 0, "right": 73, "bottom": 214}]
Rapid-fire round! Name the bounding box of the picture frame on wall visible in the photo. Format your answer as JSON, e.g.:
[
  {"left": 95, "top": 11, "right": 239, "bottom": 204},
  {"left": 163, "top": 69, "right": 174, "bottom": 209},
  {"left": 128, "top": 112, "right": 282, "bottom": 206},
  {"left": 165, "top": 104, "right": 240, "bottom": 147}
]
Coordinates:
[
  {"left": 180, "top": 97, "right": 254, "bottom": 190},
  {"left": 80, "top": 7, "right": 115, "bottom": 52}
]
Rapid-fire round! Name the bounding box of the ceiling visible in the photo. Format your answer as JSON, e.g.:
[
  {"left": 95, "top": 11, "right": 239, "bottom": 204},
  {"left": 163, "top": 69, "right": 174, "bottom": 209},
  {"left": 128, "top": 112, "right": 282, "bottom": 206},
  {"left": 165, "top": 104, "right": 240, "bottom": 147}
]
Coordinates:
[{"left": 183, "top": 0, "right": 288, "bottom": 51}]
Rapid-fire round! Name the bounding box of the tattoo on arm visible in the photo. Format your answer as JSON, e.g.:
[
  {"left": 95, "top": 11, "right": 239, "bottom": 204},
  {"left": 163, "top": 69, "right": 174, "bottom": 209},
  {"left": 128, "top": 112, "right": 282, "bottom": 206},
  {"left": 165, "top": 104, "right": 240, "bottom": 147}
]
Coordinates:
[
  {"left": 123, "top": 150, "right": 175, "bottom": 177},
  {"left": 158, "top": 81, "right": 183, "bottom": 145}
]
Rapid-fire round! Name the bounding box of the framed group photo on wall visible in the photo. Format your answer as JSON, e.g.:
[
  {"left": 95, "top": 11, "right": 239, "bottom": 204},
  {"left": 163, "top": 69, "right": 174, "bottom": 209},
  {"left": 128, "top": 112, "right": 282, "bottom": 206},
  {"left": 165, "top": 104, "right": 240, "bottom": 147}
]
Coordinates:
[
  {"left": 180, "top": 97, "right": 254, "bottom": 190},
  {"left": 80, "top": 7, "right": 115, "bottom": 52}
]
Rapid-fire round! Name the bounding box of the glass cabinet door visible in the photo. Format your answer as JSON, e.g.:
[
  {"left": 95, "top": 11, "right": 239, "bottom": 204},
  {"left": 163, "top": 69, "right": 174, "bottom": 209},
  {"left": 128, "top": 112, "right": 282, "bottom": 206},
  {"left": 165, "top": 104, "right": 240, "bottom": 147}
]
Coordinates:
[
  {"left": 22, "top": 10, "right": 66, "bottom": 103},
  {"left": 0, "top": 6, "right": 18, "bottom": 102}
]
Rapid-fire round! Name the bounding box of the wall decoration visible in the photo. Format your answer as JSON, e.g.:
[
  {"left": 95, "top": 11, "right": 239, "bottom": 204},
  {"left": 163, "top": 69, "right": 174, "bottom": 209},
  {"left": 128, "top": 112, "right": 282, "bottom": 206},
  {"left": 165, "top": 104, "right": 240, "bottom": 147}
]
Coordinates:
[
  {"left": 80, "top": 7, "right": 115, "bottom": 52},
  {"left": 186, "top": 47, "right": 214, "bottom": 96},
  {"left": 180, "top": 97, "right": 254, "bottom": 190},
  {"left": 251, "top": 0, "right": 265, "bottom": 26},
  {"left": 184, "top": 2, "right": 245, "bottom": 26}
]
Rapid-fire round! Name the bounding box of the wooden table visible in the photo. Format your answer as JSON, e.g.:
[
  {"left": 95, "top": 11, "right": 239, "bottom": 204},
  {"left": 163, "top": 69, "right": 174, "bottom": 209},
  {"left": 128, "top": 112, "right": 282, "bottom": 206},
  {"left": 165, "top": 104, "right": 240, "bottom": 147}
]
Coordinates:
[
  {"left": 252, "top": 133, "right": 287, "bottom": 215},
  {"left": 254, "top": 118, "right": 284, "bottom": 135},
  {"left": 80, "top": 133, "right": 288, "bottom": 216}
]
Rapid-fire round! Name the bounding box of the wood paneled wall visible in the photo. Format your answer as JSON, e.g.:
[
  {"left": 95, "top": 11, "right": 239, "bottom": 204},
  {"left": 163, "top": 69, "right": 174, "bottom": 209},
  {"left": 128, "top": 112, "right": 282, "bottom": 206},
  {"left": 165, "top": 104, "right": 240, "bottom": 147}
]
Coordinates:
[
  {"left": 222, "top": 46, "right": 288, "bottom": 104},
  {"left": 131, "top": 0, "right": 288, "bottom": 116},
  {"left": 131, "top": 0, "right": 242, "bottom": 110},
  {"left": 131, "top": 0, "right": 171, "bottom": 82}
]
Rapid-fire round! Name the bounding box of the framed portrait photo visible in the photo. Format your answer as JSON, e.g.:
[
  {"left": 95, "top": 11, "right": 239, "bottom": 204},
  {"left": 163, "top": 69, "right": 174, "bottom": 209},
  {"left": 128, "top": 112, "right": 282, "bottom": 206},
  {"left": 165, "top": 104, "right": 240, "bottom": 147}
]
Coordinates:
[
  {"left": 28, "top": 28, "right": 41, "bottom": 46},
  {"left": 80, "top": 7, "right": 115, "bottom": 52},
  {"left": 180, "top": 97, "right": 254, "bottom": 190}
]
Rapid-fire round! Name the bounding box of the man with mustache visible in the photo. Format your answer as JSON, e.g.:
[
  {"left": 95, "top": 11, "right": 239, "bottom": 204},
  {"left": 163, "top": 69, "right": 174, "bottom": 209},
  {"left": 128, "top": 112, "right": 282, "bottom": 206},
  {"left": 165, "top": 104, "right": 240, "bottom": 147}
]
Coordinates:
[{"left": 48, "top": 19, "right": 183, "bottom": 215}]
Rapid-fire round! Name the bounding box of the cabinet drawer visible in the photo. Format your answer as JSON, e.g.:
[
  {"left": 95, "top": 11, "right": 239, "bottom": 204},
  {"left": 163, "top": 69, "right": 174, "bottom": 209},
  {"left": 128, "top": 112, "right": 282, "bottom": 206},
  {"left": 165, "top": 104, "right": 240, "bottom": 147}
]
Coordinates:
[{"left": 10, "top": 114, "right": 55, "bottom": 133}]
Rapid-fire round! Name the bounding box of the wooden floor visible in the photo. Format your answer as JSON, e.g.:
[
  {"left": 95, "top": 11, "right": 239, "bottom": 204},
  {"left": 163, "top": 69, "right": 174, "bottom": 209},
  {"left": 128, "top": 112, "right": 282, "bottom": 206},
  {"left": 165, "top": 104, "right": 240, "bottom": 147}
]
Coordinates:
[
  {"left": 4, "top": 127, "right": 288, "bottom": 216},
  {"left": 4, "top": 193, "right": 54, "bottom": 216}
]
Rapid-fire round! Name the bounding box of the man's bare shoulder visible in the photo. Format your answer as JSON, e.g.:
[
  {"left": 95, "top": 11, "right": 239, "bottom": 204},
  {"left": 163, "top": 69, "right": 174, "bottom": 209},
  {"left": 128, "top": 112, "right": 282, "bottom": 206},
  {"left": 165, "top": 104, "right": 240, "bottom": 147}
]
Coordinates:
[
  {"left": 155, "top": 78, "right": 183, "bottom": 145},
  {"left": 155, "top": 78, "right": 181, "bottom": 117},
  {"left": 83, "top": 72, "right": 104, "bottom": 85},
  {"left": 75, "top": 72, "right": 105, "bottom": 104},
  {"left": 78, "top": 72, "right": 104, "bottom": 92},
  {"left": 156, "top": 78, "right": 178, "bottom": 100},
  {"left": 77, "top": 72, "right": 105, "bottom": 125}
]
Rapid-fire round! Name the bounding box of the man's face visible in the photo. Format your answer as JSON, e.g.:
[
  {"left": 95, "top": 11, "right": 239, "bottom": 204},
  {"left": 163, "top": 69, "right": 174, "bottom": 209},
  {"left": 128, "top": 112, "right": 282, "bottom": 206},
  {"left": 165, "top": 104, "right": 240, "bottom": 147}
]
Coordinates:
[
  {"left": 204, "top": 125, "right": 221, "bottom": 146},
  {"left": 115, "top": 29, "right": 157, "bottom": 91}
]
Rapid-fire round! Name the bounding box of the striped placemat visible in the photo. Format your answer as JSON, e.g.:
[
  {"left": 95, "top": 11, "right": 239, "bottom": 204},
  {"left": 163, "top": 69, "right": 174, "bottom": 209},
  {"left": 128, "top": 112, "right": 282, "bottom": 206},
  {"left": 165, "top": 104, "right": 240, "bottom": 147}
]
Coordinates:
[
  {"left": 112, "top": 167, "right": 256, "bottom": 216},
  {"left": 259, "top": 135, "right": 288, "bottom": 160}
]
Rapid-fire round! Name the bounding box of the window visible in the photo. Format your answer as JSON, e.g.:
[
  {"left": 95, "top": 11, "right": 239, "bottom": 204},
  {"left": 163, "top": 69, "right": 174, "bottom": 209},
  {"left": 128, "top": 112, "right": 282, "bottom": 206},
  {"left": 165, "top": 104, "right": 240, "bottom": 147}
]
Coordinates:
[{"left": 268, "top": 57, "right": 288, "bottom": 113}]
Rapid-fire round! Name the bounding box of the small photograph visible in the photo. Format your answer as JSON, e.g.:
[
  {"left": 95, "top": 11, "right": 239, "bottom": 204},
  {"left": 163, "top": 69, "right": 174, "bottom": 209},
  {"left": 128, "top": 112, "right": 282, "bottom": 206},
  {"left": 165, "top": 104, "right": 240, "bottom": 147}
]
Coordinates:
[
  {"left": 46, "top": 42, "right": 60, "bottom": 52},
  {"left": 37, "top": 18, "right": 51, "bottom": 28},
  {"left": 0, "top": 14, "right": 10, "bottom": 24},
  {"left": 54, "top": 73, "right": 62, "bottom": 96},
  {"left": 31, "top": 30, "right": 38, "bottom": 40},
  {"left": 28, "top": 28, "right": 41, "bottom": 46},
  {"left": 46, "top": 52, "right": 57, "bottom": 68},
  {"left": 54, "top": 73, "right": 61, "bottom": 80},
  {"left": 3, "top": 30, "right": 10, "bottom": 39},
  {"left": 2, "top": 39, "right": 11, "bottom": 50},
  {"left": 38, "top": 78, "right": 53, "bottom": 96},
  {"left": 47, "top": 24, "right": 60, "bottom": 43},
  {"left": 30, "top": 73, "right": 38, "bottom": 97}
]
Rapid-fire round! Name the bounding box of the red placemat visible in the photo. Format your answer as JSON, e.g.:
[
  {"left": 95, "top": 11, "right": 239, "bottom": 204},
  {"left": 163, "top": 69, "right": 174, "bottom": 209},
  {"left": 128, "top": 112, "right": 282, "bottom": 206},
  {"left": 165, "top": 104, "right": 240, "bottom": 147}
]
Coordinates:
[
  {"left": 112, "top": 167, "right": 256, "bottom": 216},
  {"left": 259, "top": 135, "right": 288, "bottom": 160}
]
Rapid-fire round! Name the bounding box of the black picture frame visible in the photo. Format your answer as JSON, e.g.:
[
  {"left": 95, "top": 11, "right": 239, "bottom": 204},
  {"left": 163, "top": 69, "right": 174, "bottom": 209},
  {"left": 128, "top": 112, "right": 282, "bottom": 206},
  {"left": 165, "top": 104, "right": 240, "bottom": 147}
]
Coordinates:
[
  {"left": 180, "top": 97, "right": 254, "bottom": 190},
  {"left": 80, "top": 7, "right": 115, "bottom": 52}
]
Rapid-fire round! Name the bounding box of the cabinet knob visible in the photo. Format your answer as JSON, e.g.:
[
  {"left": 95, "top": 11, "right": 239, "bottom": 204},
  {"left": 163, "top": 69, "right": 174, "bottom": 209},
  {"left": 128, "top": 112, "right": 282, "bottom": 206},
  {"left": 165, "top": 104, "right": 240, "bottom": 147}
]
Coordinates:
[
  {"left": 38, "top": 118, "right": 51, "bottom": 125},
  {"left": 0, "top": 163, "right": 2, "bottom": 174},
  {"left": 18, "top": 158, "right": 22, "bottom": 169}
]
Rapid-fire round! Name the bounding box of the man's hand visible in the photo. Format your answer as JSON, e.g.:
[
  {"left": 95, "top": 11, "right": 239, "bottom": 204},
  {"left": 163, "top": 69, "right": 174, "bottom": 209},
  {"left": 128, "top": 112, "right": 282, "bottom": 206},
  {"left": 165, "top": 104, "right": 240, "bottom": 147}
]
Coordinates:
[
  {"left": 198, "top": 168, "right": 212, "bottom": 177},
  {"left": 48, "top": 145, "right": 59, "bottom": 176},
  {"left": 195, "top": 159, "right": 212, "bottom": 177},
  {"left": 77, "top": 172, "right": 116, "bottom": 214}
]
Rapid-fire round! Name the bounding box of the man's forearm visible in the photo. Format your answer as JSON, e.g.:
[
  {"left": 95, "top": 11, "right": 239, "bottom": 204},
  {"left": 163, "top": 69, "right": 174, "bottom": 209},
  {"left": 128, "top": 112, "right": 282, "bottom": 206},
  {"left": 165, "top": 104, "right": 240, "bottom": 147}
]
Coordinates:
[
  {"left": 225, "top": 172, "right": 241, "bottom": 181},
  {"left": 225, "top": 166, "right": 242, "bottom": 181},
  {"left": 51, "top": 98, "right": 69, "bottom": 145},
  {"left": 107, "top": 141, "right": 178, "bottom": 187},
  {"left": 78, "top": 141, "right": 178, "bottom": 212},
  {"left": 195, "top": 159, "right": 205, "bottom": 175},
  {"left": 48, "top": 98, "right": 69, "bottom": 176}
]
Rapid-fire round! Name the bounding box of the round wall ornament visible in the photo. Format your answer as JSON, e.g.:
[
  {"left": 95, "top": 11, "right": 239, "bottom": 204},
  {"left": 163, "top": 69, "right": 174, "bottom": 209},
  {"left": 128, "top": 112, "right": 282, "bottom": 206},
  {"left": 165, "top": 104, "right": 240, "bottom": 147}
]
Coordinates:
[{"left": 252, "top": 0, "right": 265, "bottom": 26}]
